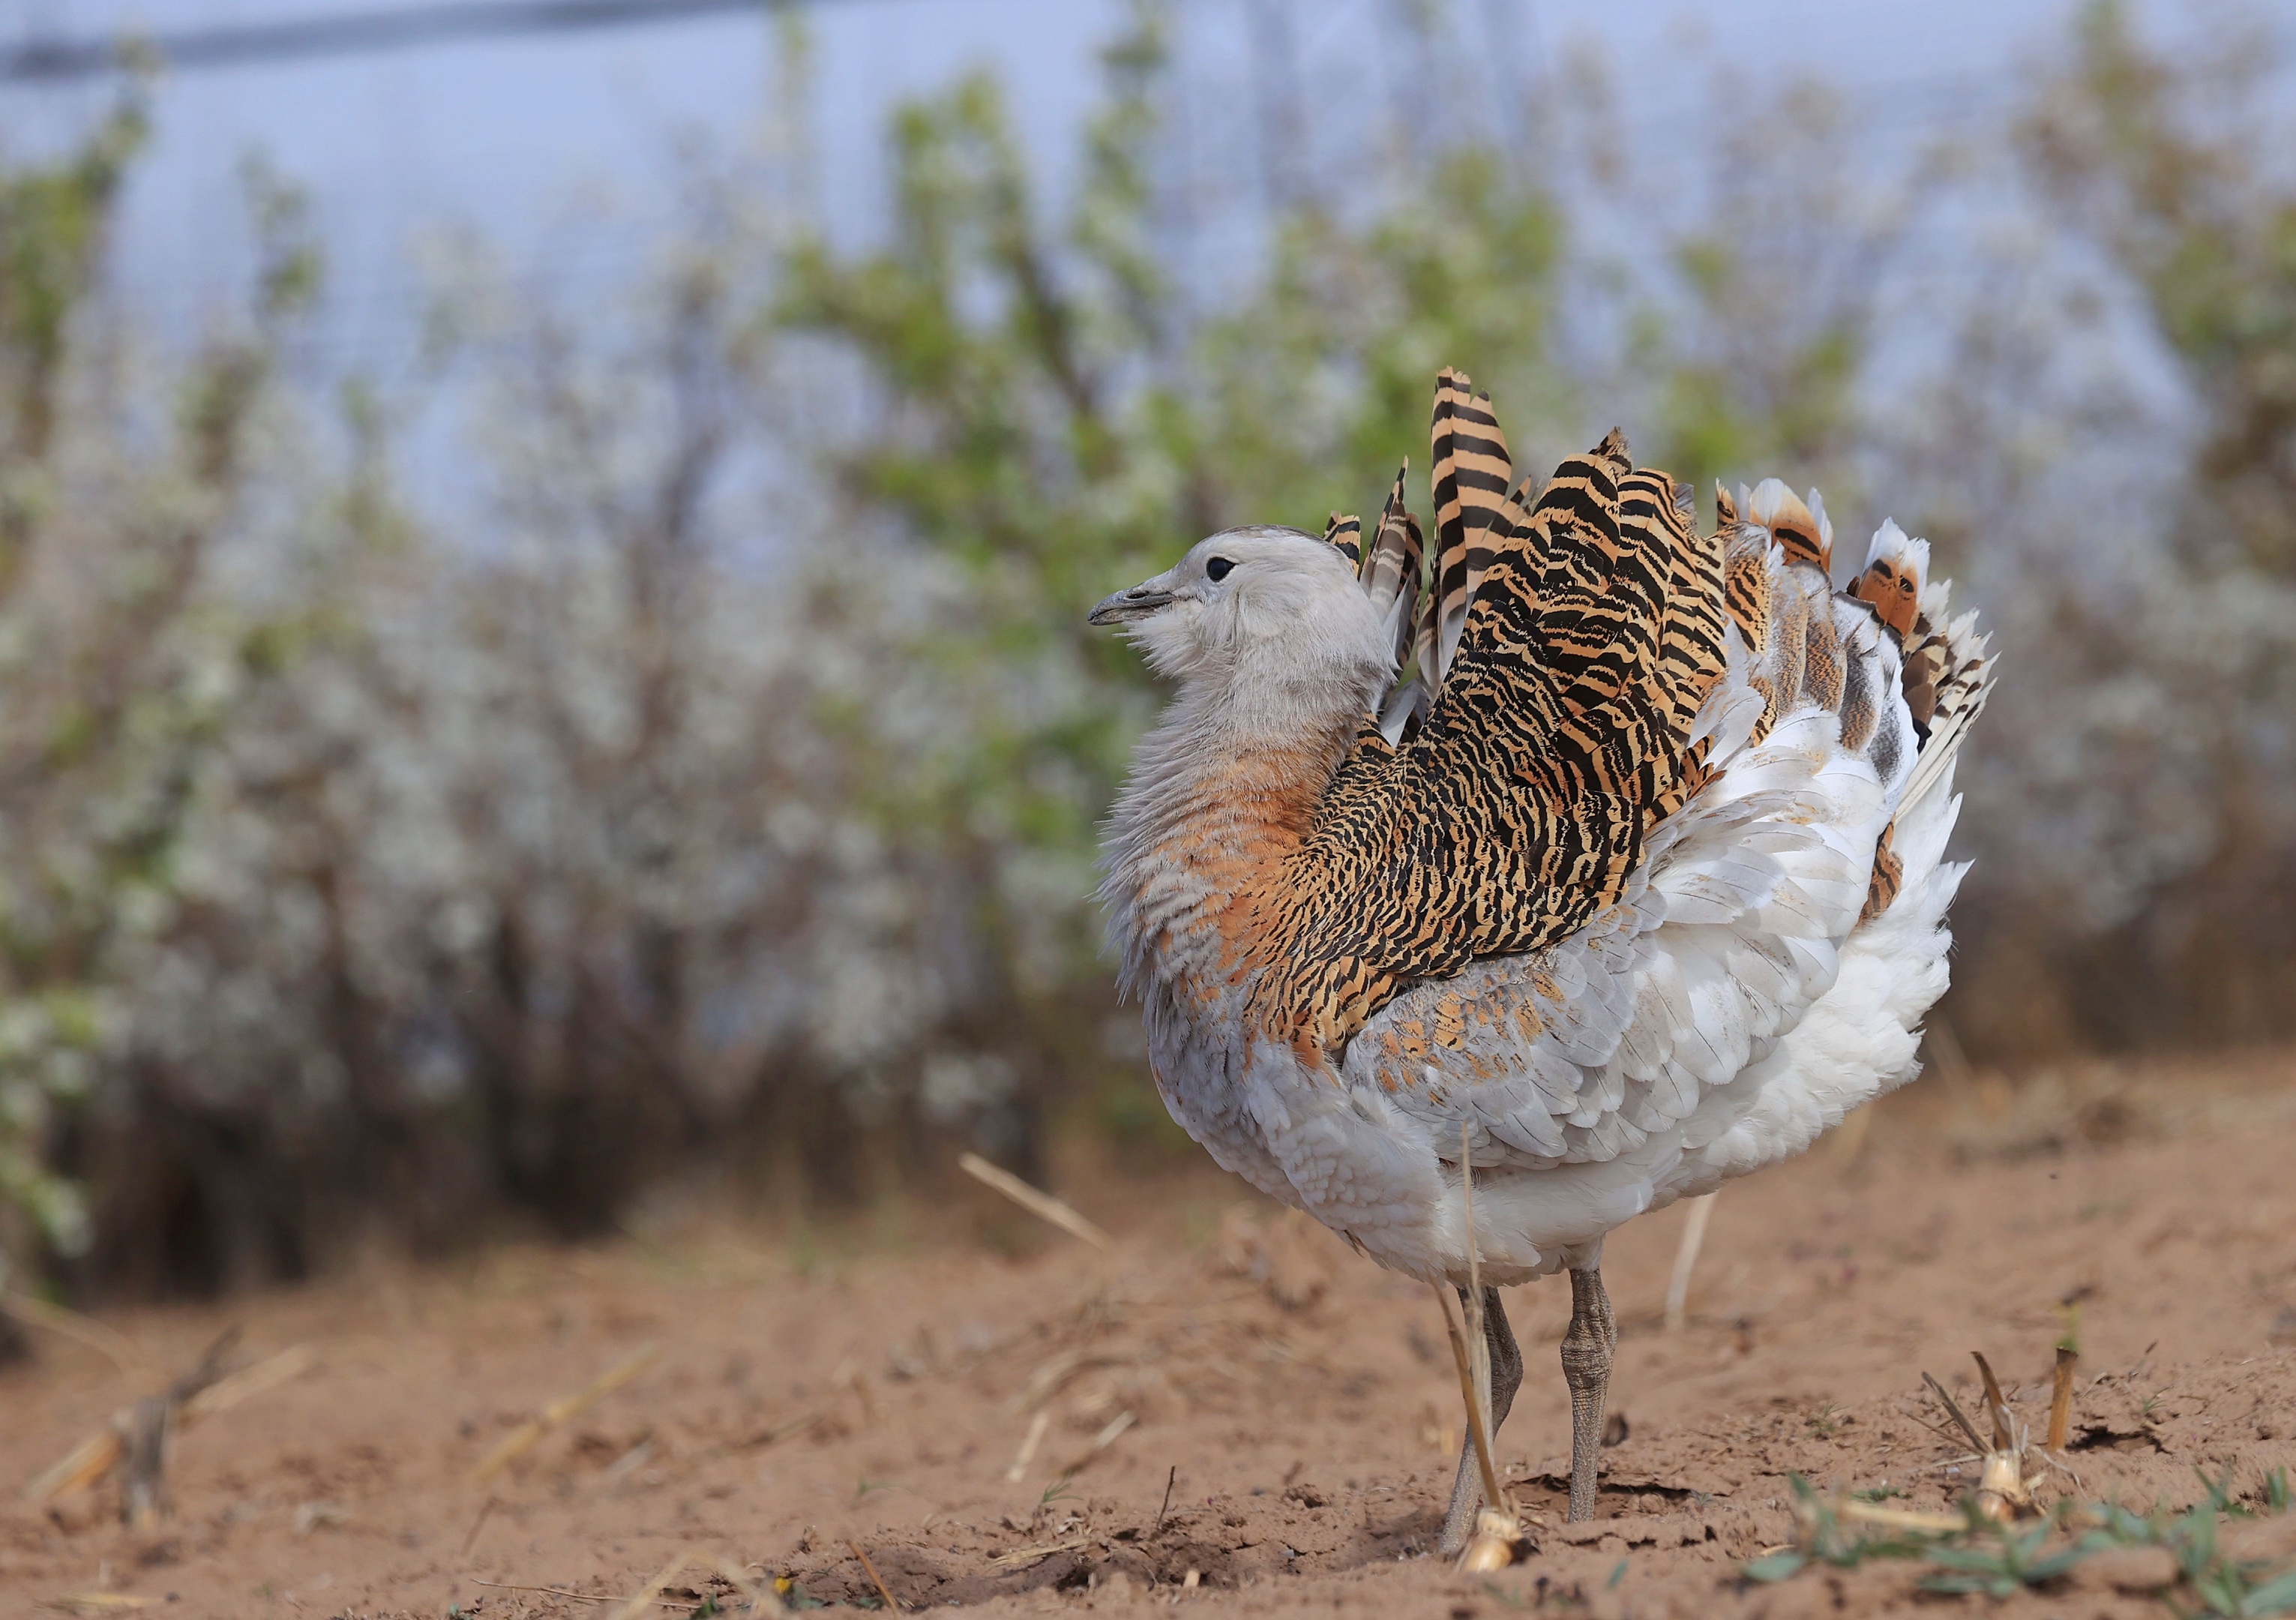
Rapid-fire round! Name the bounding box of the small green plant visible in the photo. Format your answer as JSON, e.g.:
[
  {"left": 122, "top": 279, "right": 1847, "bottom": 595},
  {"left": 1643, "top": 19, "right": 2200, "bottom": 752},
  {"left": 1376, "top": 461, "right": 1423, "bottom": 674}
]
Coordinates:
[
  {"left": 1742, "top": 1476, "right": 1956, "bottom": 1582},
  {"left": 1745, "top": 1468, "right": 2296, "bottom": 1615},
  {"left": 1039, "top": 1474, "right": 1081, "bottom": 1510},
  {"left": 1918, "top": 1514, "right": 2094, "bottom": 1598},
  {"left": 1854, "top": 1484, "right": 1907, "bottom": 1502},
  {"left": 1477, "top": 1576, "right": 1584, "bottom": 1610},
  {"left": 2074, "top": 1470, "right": 2296, "bottom": 1618}
]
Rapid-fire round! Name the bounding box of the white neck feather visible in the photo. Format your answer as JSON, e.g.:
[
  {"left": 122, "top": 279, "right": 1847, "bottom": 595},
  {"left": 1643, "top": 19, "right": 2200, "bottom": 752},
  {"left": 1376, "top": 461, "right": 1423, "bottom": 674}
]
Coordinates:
[{"left": 1099, "top": 636, "right": 1390, "bottom": 1002}]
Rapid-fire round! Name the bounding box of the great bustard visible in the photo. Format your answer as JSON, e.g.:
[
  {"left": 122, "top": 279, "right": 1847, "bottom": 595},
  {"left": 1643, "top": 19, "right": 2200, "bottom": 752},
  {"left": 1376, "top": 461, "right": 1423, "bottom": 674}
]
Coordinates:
[{"left": 1090, "top": 370, "right": 1992, "bottom": 1546}]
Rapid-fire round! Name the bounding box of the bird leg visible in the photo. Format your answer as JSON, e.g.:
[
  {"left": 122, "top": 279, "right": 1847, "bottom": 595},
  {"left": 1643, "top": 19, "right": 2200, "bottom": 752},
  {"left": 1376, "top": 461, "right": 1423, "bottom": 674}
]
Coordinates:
[
  {"left": 1561, "top": 1262, "right": 1617, "bottom": 1523},
  {"left": 1437, "top": 1286, "right": 1522, "bottom": 1556}
]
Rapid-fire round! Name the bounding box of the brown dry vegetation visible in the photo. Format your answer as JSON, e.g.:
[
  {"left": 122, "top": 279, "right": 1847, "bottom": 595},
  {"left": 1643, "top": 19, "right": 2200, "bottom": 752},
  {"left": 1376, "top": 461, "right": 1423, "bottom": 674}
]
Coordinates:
[{"left": 5, "top": 1053, "right": 2295, "bottom": 1618}]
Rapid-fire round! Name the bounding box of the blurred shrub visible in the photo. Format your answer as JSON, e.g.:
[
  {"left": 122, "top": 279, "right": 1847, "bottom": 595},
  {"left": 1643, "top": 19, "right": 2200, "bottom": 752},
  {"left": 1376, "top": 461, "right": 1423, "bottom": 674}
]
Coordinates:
[
  {"left": 1938, "top": 0, "right": 2296, "bottom": 1057},
  {"left": 0, "top": 0, "right": 2286, "bottom": 1298},
  {"left": 0, "top": 101, "right": 331, "bottom": 1281}
]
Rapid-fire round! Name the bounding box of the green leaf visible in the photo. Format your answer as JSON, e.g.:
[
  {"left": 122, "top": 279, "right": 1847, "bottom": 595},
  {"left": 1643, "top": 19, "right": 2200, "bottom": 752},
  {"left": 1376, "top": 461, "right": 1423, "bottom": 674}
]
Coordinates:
[
  {"left": 2241, "top": 1568, "right": 2296, "bottom": 1616},
  {"left": 1741, "top": 1551, "right": 1807, "bottom": 1582}
]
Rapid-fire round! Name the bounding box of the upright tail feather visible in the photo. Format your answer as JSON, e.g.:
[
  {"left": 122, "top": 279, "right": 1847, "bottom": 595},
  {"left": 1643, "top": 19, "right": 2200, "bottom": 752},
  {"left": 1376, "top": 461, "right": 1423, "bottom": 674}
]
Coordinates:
[
  {"left": 1360, "top": 463, "right": 1431, "bottom": 745},
  {"left": 1743, "top": 478, "right": 1833, "bottom": 575},
  {"left": 1899, "top": 602, "right": 1992, "bottom": 815},
  {"left": 1849, "top": 519, "right": 1927, "bottom": 646},
  {"left": 1360, "top": 462, "right": 1422, "bottom": 667},
  {"left": 1843, "top": 518, "right": 1993, "bottom": 814},
  {"left": 1516, "top": 429, "right": 1644, "bottom": 708},
  {"left": 1427, "top": 368, "right": 1516, "bottom": 686}
]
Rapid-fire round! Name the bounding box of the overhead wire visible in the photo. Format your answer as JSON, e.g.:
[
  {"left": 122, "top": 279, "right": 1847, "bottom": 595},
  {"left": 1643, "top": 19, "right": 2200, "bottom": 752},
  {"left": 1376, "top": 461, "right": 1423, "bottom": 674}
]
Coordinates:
[
  {"left": 17, "top": 0, "right": 2289, "bottom": 376},
  {"left": 0, "top": 0, "right": 870, "bottom": 83}
]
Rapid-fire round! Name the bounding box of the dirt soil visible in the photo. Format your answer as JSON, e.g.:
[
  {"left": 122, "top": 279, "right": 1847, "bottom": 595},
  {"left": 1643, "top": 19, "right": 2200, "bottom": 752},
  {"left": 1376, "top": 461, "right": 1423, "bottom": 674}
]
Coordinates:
[{"left": 7, "top": 1056, "right": 2296, "bottom": 1620}]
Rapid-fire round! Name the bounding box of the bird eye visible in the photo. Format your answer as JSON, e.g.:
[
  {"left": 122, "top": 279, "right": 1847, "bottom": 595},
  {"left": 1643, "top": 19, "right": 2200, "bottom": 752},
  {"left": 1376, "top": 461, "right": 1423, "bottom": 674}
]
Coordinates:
[{"left": 1205, "top": 556, "right": 1233, "bottom": 582}]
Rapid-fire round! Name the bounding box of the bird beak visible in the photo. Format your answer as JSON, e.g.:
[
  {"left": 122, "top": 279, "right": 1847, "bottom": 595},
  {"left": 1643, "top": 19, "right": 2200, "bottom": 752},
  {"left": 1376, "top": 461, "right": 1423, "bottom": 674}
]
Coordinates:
[{"left": 1089, "top": 580, "right": 1176, "bottom": 626}]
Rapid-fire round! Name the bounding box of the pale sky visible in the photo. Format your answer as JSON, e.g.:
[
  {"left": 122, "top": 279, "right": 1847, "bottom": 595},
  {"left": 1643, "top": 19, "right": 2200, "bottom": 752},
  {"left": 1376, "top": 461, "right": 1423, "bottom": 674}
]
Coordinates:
[
  {"left": 6, "top": 0, "right": 2258, "bottom": 530},
  {"left": 0, "top": 0, "right": 2119, "bottom": 365}
]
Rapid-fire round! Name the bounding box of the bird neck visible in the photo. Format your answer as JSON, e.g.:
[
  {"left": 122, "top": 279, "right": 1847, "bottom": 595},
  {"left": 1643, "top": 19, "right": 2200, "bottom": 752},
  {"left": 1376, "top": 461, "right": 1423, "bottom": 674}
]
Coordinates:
[{"left": 1099, "top": 665, "right": 1368, "bottom": 1003}]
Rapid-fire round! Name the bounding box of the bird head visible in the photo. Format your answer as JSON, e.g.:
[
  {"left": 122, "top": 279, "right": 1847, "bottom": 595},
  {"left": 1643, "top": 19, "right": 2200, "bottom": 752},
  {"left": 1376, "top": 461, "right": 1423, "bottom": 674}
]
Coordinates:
[{"left": 1089, "top": 526, "right": 1392, "bottom": 700}]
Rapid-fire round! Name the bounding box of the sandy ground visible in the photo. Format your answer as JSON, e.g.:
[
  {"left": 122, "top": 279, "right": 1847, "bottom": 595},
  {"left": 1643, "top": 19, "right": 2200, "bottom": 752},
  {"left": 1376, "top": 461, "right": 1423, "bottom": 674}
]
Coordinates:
[{"left": 7, "top": 1057, "right": 2296, "bottom": 1619}]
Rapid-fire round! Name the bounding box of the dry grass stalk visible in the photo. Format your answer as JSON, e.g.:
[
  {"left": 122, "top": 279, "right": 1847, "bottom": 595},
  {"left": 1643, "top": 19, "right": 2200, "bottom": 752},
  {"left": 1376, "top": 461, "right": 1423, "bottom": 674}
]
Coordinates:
[
  {"left": 1663, "top": 1193, "right": 1716, "bottom": 1333},
  {"left": 599, "top": 1441, "right": 653, "bottom": 1490},
  {"left": 988, "top": 1537, "right": 1091, "bottom": 1569},
  {"left": 1970, "top": 1352, "right": 2015, "bottom": 1451},
  {"left": 1925, "top": 1018, "right": 1977, "bottom": 1090},
  {"left": 23, "top": 1432, "right": 124, "bottom": 1506},
  {"left": 293, "top": 1500, "right": 348, "bottom": 1536},
  {"left": 1920, "top": 1371, "right": 1987, "bottom": 1454},
  {"left": 1003, "top": 1348, "right": 1123, "bottom": 1416},
  {"left": 22, "top": 1340, "right": 321, "bottom": 1514},
  {"left": 472, "top": 1580, "right": 607, "bottom": 1605},
  {"left": 1974, "top": 1450, "right": 2034, "bottom": 1523},
  {"left": 744, "top": 1410, "right": 821, "bottom": 1450},
  {"left": 41, "top": 1598, "right": 157, "bottom": 1614},
  {"left": 52, "top": 1327, "right": 247, "bottom": 1527},
  {"left": 25, "top": 1339, "right": 322, "bottom": 1522},
  {"left": 468, "top": 1342, "right": 661, "bottom": 1486},
  {"left": 1830, "top": 1103, "right": 1876, "bottom": 1172},
  {"left": 457, "top": 1494, "right": 499, "bottom": 1558},
  {"left": 1431, "top": 1285, "right": 1503, "bottom": 1522},
  {"left": 1003, "top": 1410, "right": 1050, "bottom": 1484},
  {"left": 1055, "top": 1409, "right": 1135, "bottom": 1477},
  {"left": 473, "top": 1578, "right": 699, "bottom": 1610},
  {"left": 957, "top": 1153, "right": 1111, "bottom": 1250},
  {"left": 834, "top": 1360, "right": 880, "bottom": 1429},
  {"left": 476, "top": 1568, "right": 759, "bottom": 1614},
  {"left": 0, "top": 1292, "right": 144, "bottom": 1378},
  {"left": 1459, "top": 1135, "right": 1493, "bottom": 1467},
  {"left": 604, "top": 1547, "right": 697, "bottom": 1620},
  {"left": 40, "top": 1340, "right": 319, "bottom": 1520},
  {"left": 1923, "top": 1347, "right": 2072, "bottom": 1523},
  {"left": 1461, "top": 1128, "right": 1491, "bottom": 1427},
  {"left": 1448, "top": 1121, "right": 1527, "bottom": 1572},
  {"left": 1965, "top": 1350, "right": 2041, "bottom": 1522},
  {"left": 847, "top": 1540, "right": 901, "bottom": 1612},
  {"left": 1836, "top": 1498, "right": 1966, "bottom": 1534},
  {"left": 184, "top": 1345, "right": 317, "bottom": 1424},
  {"left": 2047, "top": 1346, "right": 2079, "bottom": 1452}
]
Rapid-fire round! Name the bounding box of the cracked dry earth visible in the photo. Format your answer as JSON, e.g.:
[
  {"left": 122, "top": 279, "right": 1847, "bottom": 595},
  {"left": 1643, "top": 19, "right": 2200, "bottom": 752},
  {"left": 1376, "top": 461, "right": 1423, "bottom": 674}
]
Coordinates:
[{"left": 7, "top": 1056, "right": 2296, "bottom": 1619}]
